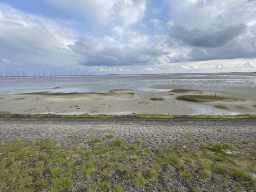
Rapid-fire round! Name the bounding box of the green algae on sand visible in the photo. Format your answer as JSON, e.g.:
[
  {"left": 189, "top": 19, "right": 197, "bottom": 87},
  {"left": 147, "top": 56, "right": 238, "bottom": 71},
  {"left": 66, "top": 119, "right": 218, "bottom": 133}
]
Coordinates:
[
  {"left": 176, "top": 95, "right": 245, "bottom": 103},
  {"left": 169, "top": 89, "right": 202, "bottom": 94}
]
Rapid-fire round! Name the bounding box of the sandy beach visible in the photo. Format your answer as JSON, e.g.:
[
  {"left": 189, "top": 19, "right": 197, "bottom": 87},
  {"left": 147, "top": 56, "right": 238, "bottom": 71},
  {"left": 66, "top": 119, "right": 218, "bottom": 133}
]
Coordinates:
[{"left": 0, "top": 88, "right": 256, "bottom": 115}]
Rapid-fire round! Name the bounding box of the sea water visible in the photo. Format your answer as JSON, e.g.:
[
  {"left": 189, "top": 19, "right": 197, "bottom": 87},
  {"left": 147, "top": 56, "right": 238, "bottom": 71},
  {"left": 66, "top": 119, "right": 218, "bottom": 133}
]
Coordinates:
[{"left": 1, "top": 73, "right": 255, "bottom": 96}]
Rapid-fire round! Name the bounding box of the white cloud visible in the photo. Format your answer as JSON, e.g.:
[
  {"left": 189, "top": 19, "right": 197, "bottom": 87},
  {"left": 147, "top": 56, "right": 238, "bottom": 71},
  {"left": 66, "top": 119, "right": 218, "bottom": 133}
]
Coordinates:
[
  {"left": 117, "top": 0, "right": 147, "bottom": 26},
  {"left": 181, "top": 66, "right": 190, "bottom": 69},
  {"left": 99, "top": 67, "right": 117, "bottom": 72},
  {"left": 150, "top": 19, "right": 162, "bottom": 29},
  {"left": 162, "top": 58, "right": 256, "bottom": 73},
  {"left": 44, "top": 0, "right": 146, "bottom": 26},
  {"left": 0, "top": 3, "right": 79, "bottom": 68},
  {"left": 1, "top": 58, "right": 10, "bottom": 63},
  {"left": 0, "top": 3, "right": 168, "bottom": 71},
  {"left": 144, "top": 67, "right": 158, "bottom": 71},
  {"left": 44, "top": 0, "right": 118, "bottom": 24},
  {"left": 1, "top": 0, "right": 256, "bottom": 75},
  {"left": 238, "top": 62, "right": 256, "bottom": 68},
  {"left": 169, "top": 22, "right": 246, "bottom": 48},
  {"left": 69, "top": 33, "right": 169, "bottom": 66},
  {"left": 165, "top": 0, "right": 256, "bottom": 63},
  {"left": 113, "top": 26, "right": 124, "bottom": 37},
  {"left": 119, "top": 67, "right": 131, "bottom": 72}
]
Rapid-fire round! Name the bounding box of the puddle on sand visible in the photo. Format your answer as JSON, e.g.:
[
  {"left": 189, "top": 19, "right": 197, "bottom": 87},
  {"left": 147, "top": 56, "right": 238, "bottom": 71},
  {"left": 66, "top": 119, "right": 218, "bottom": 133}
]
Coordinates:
[
  {"left": 33, "top": 103, "right": 242, "bottom": 116},
  {"left": 162, "top": 96, "right": 175, "bottom": 99},
  {"left": 137, "top": 87, "right": 171, "bottom": 92},
  {"left": 88, "top": 111, "right": 139, "bottom": 115},
  {"left": 188, "top": 103, "right": 242, "bottom": 115},
  {"left": 49, "top": 87, "right": 91, "bottom": 93}
]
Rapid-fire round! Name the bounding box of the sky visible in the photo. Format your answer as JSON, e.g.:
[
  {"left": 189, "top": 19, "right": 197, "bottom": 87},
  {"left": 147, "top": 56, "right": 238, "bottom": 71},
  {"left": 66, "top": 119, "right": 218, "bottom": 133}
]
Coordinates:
[{"left": 0, "top": 0, "right": 256, "bottom": 76}]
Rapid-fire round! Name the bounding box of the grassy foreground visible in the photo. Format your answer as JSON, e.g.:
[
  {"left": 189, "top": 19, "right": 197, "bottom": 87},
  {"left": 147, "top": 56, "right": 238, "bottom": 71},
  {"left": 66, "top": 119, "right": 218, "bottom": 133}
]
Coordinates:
[{"left": 0, "top": 137, "right": 255, "bottom": 191}]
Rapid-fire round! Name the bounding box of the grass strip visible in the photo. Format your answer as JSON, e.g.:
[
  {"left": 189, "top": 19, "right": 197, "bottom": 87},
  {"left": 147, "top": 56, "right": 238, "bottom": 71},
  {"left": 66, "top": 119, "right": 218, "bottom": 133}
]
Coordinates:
[
  {"left": 1, "top": 114, "right": 256, "bottom": 119},
  {"left": 188, "top": 115, "right": 256, "bottom": 118}
]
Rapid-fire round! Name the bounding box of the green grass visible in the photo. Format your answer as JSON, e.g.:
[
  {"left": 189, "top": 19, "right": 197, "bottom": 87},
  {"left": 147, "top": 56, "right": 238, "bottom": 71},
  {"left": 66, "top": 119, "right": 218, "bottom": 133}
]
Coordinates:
[
  {"left": 180, "top": 172, "right": 192, "bottom": 179},
  {"left": 0, "top": 138, "right": 255, "bottom": 191},
  {"left": 212, "top": 155, "right": 226, "bottom": 162},
  {"left": 135, "top": 114, "right": 177, "bottom": 118},
  {"left": 52, "top": 177, "right": 72, "bottom": 189},
  {"left": 176, "top": 95, "right": 245, "bottom": 103},
  {"left": 213, "top": 163, "right": 228, "bottom": 174},
  {"left": 114, "top": 185, "right": 125, "bottom": 192},
  {"left": 188, "top": 115, "right": 256, "bottom": 118},
  {"left": 94, "top": 138, "right": 102, "bottom": 143},
  {"left": 207, "top": 143, "right": 232, "bottom": 152},
  {"left": 107, "top": 134, "right": 114, "bottom": 139},
  {"left": 130, "top": 145, "right": 137, "bottom": 151},
  {"left": 149, "top": 169, "right": 158, "bottom": 180},
  {"left": 134, "top": 173, "right": 145, "bottom": 186},
  {"left": 231, "top": 168, "right": 254, "bottom": 182},
  {"left": 191, "top": 186, "right": 203, "bottom": 192},
  {"left": 0, "top": 114, "right": 15, "bottom": 117},
  {"left": 113, "top": 139, "right": 122, "bottom": 147}
]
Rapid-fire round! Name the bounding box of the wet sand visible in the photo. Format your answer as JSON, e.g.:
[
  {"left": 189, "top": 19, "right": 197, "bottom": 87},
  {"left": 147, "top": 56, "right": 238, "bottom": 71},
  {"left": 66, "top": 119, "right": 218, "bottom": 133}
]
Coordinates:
[{"left": 0, "top": 88, "right": 256, "bottom": 115}]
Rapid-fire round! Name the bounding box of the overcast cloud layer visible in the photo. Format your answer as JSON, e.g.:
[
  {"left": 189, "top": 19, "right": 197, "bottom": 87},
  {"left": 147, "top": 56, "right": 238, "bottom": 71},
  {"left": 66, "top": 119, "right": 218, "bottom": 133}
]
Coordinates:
[{"left": 0, "top": 0, "right": 256, "bottom": 75}]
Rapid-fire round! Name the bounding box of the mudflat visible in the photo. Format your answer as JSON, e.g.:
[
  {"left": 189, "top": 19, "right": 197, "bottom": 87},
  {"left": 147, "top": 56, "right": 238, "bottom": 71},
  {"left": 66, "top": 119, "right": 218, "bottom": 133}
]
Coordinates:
[{"left": 1, "top": 88, "right": 256, "bottom": 115}]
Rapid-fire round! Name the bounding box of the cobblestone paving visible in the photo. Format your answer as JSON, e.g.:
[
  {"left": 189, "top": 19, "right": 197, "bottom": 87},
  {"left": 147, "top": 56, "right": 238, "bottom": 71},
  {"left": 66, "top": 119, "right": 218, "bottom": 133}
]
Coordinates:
[{"left": 0, "top": 117, "right": 255, "bottom": 149}]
